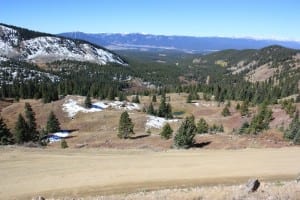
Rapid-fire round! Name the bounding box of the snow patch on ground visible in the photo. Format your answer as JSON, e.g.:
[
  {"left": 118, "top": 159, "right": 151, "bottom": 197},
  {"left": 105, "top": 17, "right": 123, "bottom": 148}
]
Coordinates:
[
  {"left": 62, "top": 98, "right": 140, "bottom": 118},
  {"left": 62, "top": 99, "right": 104, "bottom": 117},
  {"left": 145, "top": 115, "right": 178, "bottom": 129}
]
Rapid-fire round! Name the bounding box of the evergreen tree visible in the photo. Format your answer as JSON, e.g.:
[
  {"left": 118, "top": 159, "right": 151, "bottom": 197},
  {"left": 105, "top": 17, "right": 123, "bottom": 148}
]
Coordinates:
[
  {"left": 209, "top": 124, "right": 224, "bottom": 134},
  {"left": 61, "top": 139, "right": 68, "bottom": 148},
  {"left": 107, "top": 88, "right": 115, "bottom": 101},
  {"left": 221, "top": 105, "right": 231, "bottom": 117},
  {"left": 147, "top": 102, "right": 156, "bottom": 116},
  {"left": 187, "top": 90, "right": 199, "bottom": 103},
  {"left": 284, "top": 111, "right": 300, "bottom": 144},
  {"left": 152, "top": 95, "right": 157, "bottom": 102},
  {"left": 157, "top": 94, "right": 173, "bottom": 119},
  {"left": 174, "top": 116, "right": 196, "bottom": 148},
  {"left": 165, "top": 103, "right": 173, "bottom": 119},
  {"left": 0, "top": 117, "right": 12, "bottom": 145},
  {"left": 132, "top": 95, "right": 140, "bottom": 103},
  {"left": 186, "top": 93, "right": 192, "bottom": 103},
  {"left": 158, "top": 95, "right": 167, "bottom": 117},
  {"left": 296, "top": 95, "right": 300, "bottom": 103},
  {"left": 197, "top": 118, "right": 209, "bottom": 134},
  {"left": 236, "top": 103, "right": 241, "bottom": 110},
  {"left": 247, "top": 103, "right": 273, "bottom": 134},
  {"left": 14, "top": 114, "right": 28, "bottom": 144},
  {"left": 239, "top": 121, "right": 249, "bottom": 134},
  {"left": 160, "top": 123, "right": 173, "bottom": 139},
  {"left": 24, "top": 103, "right": 39, "bottom": 142},
  {"left": 118, "top": 111, "right": 134, "bottom": 139},
  {"left": 240, "top": 100, "right": 249, "bottom": 117},
  {"left": 46, "top": 111, "right": 60, "bottom": 133},
  {"left": 118, "top": 92, "right": 127, "bottom": 101},
  {"left": 84, "top": 94, "right": 92, "bottom": 108}
]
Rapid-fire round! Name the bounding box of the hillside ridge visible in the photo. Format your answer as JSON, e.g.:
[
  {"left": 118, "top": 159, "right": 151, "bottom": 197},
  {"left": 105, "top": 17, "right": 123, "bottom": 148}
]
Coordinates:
[{"left": 0, "top": 23, "right": 126, "bottom": 65}]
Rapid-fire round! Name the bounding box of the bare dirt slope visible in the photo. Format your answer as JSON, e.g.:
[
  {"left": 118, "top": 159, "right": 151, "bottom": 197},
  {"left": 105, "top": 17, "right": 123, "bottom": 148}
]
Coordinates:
[{"left": 1, "top": 147, "right": 300, "bottom": 199}]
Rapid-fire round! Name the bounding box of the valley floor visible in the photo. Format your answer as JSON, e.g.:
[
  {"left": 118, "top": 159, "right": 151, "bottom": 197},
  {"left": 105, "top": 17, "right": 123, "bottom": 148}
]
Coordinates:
[{"left": 0, "top": 147, "right": 300, "bottom": 199}]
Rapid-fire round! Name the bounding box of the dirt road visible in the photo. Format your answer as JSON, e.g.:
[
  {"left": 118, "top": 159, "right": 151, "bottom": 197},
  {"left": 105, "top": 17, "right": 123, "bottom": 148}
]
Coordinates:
[{"left": 0, "top": 147, "right": 299, "bottom": 199}]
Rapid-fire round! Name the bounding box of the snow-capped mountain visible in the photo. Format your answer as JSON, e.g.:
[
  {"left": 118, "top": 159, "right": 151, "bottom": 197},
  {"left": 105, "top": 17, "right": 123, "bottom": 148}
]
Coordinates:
[
  {"left": 0, "top": 24, "right": 126, "bottom": 65},
  {"left": 59, "top": 32, "right": 300, "bottom": 53}
]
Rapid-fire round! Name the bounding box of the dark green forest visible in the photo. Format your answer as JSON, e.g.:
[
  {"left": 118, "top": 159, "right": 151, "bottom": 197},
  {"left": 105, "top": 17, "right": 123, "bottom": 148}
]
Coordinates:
[{"left": 1, "top": 45, "right": 299, "bottom": 105}]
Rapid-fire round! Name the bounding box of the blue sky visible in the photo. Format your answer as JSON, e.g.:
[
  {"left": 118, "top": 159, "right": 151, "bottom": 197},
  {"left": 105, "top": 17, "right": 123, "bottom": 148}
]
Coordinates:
[{"left": 1, "top": 0, "right": 300, "bottom": 40}]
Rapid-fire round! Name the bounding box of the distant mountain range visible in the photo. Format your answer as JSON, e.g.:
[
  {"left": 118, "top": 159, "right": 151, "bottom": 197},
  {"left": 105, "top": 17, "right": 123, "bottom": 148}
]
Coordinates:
[
  {"left": 59, "top": 32, "right": 300, "bottom": 53},
  {"left": 0, "top": 23, "right": 126, "bottom": 65}
]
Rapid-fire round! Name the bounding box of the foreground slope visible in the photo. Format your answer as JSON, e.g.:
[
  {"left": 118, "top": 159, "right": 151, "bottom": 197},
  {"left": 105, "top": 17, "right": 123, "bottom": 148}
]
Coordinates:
[{"left": 0, "top": 147, "right": 300, "bottom": 199}]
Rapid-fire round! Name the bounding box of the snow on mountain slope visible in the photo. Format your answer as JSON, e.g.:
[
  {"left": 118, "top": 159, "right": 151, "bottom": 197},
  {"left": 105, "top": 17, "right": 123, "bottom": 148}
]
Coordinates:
[
  {"left": 0, "top": 61, "right": 60, "bottom": 84},
  {"left": 0, "top": 24, "right": 126, "bottom": 65}
]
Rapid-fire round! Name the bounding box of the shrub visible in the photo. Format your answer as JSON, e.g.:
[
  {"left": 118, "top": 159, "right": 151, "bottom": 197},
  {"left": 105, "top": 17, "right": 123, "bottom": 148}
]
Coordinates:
[
  {"left": 61, "top": 139, "right": 68, "bottom": 148},
  {"left": 222, "top": 105, "right": 231, "bottom": 117},
  {"left": 197, "top": 118, "right": 209, "bottom": 134},
  {"left": 84, "top": 94, "right": 92, "bottom": 108}
]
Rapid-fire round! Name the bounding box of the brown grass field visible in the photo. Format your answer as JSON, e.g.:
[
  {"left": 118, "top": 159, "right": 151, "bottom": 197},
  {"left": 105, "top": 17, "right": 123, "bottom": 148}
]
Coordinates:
[
  {"left": 0, "top": 94, "right": 297, "bottom": 150},
  {"left": 0, "top": 147, "right": 300, "bottom": 199}
]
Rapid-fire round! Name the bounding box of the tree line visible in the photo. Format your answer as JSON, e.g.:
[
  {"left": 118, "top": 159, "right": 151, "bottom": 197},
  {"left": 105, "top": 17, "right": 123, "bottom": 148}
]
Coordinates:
[{"left": 0, "top": 103, "right": 61, "bottom": 145}]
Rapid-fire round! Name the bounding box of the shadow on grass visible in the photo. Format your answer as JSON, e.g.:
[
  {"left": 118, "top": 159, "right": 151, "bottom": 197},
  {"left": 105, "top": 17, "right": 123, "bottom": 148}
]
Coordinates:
[
  {"left": 129, "top": 134, "right": 150, "bottom": 140},
  {"left": 65, "top": 135, "right": 77, "bottom": 139},
  {"left": 191, "top": 141, "right": 211, "bottom": 148},
  {"left": 60, "top": 129, "right": 79, "bottom": 133}
]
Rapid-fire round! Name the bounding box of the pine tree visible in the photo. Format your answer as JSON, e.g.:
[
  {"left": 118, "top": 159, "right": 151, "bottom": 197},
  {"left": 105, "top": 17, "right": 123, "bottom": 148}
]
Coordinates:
[
  {"left": 24, "top": 103, "right": 39, "bottom": 142},
  {"left": 222, "top": 105, "right": 231, "bottom": 117},
  {"left": 0, "top": 117, "right": 12, "bottom": 145},
  {"left": 165, "top": 103, "right": 173, "bottom": 119},
  {"left": 132, "top": 95, "right": 140, "bottom": 103},
  {"left": 174, "top": 116, "right": 196, "bottom": 148},
  {"left": 152, "top": 95, "right": 157, "bottom": 102},
  {"left": 284, "top": 111, "right": 300, "bottom": 144},
  {"left": 160, "top": 123, "right": 173, "bottom": 139},
  {"left": 186, "top": 93, "right": 192, "bottom": 103},
  {"left": 239, "top": 121, "right": 250, "bottom": 134},
  {"left": 248, "top": 103, "right": 273, "bottom": 134},
  {"left": 240, "top": 100, "right": 249, "bottom": 116},
  {"left": 14, "top": 114, "right": 28, "bottom": 144},
  {"left": 84, "top": 94, "right": 92, "bottom": 108},
  {"left": 296, "top": 95, "right": 300, "bottom": 103},
  {"left": 46, "top": 111, "right": 60, "bottom": 133},
  {"left": 118, "top": 92, "right": 127, "bottom": 101},
  {"left": 147, "top": 102, "right": 156, "bottom": 116},
  {"left": 107, "top": 88, "right": 115, "bottom": 101},
  {"left": 197, "top": 118, "right": 209, "bottom": 134},
  {"left": 157, "top": 94, "right": 173, "bottom": 119},
  {"left": 158, "top": 95, "right": 167, "bottom": 117},
  {"left": 118, "top": 111, "right": 134, "bottom": 139},
  {"left": 61, "top": 139, "right": 68, "bottom": 148}
]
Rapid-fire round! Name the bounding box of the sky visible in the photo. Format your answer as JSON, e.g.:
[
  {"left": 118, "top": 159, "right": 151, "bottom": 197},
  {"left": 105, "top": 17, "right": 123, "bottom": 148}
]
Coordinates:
[{"left": 1, "top": 0, "right": 300, "bottom": 41}]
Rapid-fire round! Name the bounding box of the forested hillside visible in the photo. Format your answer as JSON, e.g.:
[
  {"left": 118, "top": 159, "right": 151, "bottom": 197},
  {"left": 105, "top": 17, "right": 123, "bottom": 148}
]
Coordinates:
[{"left": 1, "top": 24, "right": 300, "bottom": 106}]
